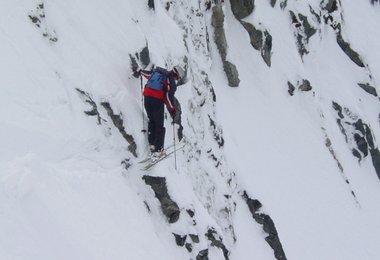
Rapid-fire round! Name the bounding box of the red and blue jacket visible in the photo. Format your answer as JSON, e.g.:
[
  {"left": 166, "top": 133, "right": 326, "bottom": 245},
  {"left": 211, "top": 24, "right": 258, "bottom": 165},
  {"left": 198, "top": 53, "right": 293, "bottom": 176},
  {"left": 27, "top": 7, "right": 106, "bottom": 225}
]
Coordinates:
[{"left": 141, "top": 69, "right": 177, "bottom": 112}]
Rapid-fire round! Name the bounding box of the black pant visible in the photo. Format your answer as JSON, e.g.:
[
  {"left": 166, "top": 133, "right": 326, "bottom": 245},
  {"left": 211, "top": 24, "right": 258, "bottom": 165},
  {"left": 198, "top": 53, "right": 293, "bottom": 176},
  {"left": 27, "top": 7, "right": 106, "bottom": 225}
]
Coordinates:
[{"left": 144, "top": 96, "right": 165, "bottom": 152}]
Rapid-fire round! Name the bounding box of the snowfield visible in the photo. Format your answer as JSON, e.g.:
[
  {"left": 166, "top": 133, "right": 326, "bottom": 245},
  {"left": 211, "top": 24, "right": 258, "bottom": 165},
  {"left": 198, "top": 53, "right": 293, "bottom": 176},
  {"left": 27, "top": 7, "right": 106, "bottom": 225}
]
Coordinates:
[{"left": 1, "top": 0, "right": 380, "bottom": 259}]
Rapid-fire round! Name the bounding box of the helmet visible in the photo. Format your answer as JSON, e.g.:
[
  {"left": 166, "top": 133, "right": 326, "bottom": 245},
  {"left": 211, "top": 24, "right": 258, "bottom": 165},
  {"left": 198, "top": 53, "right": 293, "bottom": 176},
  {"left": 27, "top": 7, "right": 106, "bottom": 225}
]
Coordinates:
[{"left": 172, "top": 65, "right": 185, "bottom": 80}]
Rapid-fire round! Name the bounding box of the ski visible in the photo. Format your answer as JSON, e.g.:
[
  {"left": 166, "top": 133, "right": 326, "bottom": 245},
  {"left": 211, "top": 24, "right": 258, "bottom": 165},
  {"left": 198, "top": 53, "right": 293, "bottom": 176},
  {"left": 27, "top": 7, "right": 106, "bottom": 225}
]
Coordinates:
[
  {"left": 140, "top": 144, "right": 186, "bottom": 171},
  {"left": 138, "top": 141, "right": 183, "bottom": 164}
]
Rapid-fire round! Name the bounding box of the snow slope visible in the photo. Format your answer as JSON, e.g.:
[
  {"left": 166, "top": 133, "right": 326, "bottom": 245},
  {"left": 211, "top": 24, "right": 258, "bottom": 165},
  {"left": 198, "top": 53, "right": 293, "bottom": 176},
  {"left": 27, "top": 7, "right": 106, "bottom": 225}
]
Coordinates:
[{"left": 1, "top": 0, "right": 380, "bottom": 259}]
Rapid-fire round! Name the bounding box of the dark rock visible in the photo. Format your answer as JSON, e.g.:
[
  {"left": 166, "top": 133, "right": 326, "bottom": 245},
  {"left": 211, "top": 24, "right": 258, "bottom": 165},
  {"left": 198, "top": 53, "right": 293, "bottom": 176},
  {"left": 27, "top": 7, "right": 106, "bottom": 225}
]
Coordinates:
[
  {"left": 353, "top": 134, "right": 368, "bottom": 157},
  {"left": 190, "top": 234, "right": 200, "bottom": 243},
  {"left": 196, "top": 249, "right": 209, "bottom": 260},
  {"left": 261, "top": 31, "right": 272, "bottom": 67},
  {"left": 288, "top": 81, "right": 295, "bottom": 96},
  {"left": 186, "top": 209, "right": 195, "bottom": 218},
  {"left": 364, "top": 124, "right": 375, "bottom": 149},
  {"left": 185, "top": 243, "right": 193, "bottom": 252},
  {"left": 28, "top": 15, "right": 41, "bottom": 25},
  {"left": 242, "top": 191, "right": 262, "bottom": 212},
  {"left": 241, "top": 21, "right": 263, "bottom": 51},
  {"left": 332, "top": 101, "right": 344, "bottom": 119},
  {"left": 325, "top": 0, "right": 338, "bottom": 13},
  {"left": 148, "top": 0, "right": 155, "bottom": 10},
  {"left": 143, "top": 176, "right": 180, "bottom": 223},
  {"left": 280, "top": 0, "right": 288, "bottom": 9},
  {"left": 173, "top": 233, "right": 187, "bottom": 246},
  {"left": 205, "top": 228, "right": 230, "bottom": 260},
  {"left": 139, "top": 45, "right": 150, "bottom": 68},
  {"left": 254, "top": 214, "right": 287, "bottom": 260},
  {"left": 230, "top": 0, "right": 255, "bottom": 20},
  {"left": 352, "top": 148, "right": 362, "bottom": 160},
  {"left": 310, "top": 6, "right": 321, "bottom": 24},
  {"left": 270, "top": 0, "right": 277, "bottom": 7},
  {"left": 298, "top": 14, "right": 317, "bottom": 41},
  {"left": 358, "top": 83, "right": 378, "bottom": 97},
  {"left": 209, "top": 116, "right": 225, "bottom": 147},
  {"left": 299, "top": 79, "right": 312, "bottom": 91},
  {"left": 75, "top": 88, "right": 104, "bottom": 125},
  {"left": 101, "top": 102, "right": 137, "bottom": 157},
  {"left": 223, "top": 61, "right": 240, "bottom": 87},
  {"left": 121, "top": 158, "right": 132, "bottom": 170},
  {"left": 211, "top": 5, "right": 241, "bottom": 87},
  {"left": 240, "top": 21, "right": 272, "bottom": 66},
  {"left": 129, "top": 54, "right": 138, "bottom": 71},
  {"left": 211, "top": 5, "right": 227, "bottom": 59},
  {"left": 370, "top": 148, "right": 380, "bottom": 179},
  {"left": 336, "top": 32, "right": 365, "bottom": 67},
  {"left": 241, "top": 191, "right": 287, "bottom": 260},
  {"left": 290, "top": 12, "right": 316, "bottom": 57}
]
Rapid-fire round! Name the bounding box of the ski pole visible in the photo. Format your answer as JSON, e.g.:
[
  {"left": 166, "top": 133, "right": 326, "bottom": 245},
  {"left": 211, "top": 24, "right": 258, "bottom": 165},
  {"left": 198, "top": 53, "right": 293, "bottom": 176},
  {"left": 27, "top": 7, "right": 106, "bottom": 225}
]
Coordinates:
[
  {"left": 140, "top": 75, "right": 146, "bottom": 133},
  {"left": 173, "top": 121, "right": 177, "bottom": 170}
]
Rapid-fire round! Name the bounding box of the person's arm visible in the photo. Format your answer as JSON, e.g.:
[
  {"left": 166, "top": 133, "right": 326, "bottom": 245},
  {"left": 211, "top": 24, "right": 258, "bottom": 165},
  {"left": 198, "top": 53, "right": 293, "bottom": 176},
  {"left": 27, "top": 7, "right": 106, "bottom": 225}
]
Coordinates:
[
  {"left": 163, "top": 73, "right": 177, "bottom": 116},
  {"left": 167, "top": 73, "right": 177, "bottom": 106}
]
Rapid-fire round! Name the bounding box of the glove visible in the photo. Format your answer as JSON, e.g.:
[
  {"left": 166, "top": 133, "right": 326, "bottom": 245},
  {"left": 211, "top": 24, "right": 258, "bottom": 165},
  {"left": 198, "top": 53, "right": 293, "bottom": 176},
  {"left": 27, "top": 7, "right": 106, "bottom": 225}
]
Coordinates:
[
  {"left": 132, "top": 67, "right": 141, "bottom": 78},
  {"left": 169, "top": 108, "right": 176, "bottom": 119}
]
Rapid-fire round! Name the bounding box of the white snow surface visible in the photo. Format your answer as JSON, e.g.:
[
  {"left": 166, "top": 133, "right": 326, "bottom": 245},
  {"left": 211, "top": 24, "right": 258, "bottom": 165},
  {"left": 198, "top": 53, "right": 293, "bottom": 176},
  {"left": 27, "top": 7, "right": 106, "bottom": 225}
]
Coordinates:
[{"left": 1, "top": 0, "right": 380, "bottom": 259}]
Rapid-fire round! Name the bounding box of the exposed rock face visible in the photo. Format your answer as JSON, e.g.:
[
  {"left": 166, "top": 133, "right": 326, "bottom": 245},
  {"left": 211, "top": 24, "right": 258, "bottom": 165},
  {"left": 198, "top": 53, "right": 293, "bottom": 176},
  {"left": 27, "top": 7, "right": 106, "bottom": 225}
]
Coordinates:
[
  {"left": 205, "top": 228, "right": 230, "bottom": 260},
  {"left": 298, "top": 79, "right": 312, "bottom": 92},
  {"left": 139, "top": 45, "right": 150, "bottom": 68},
  {"left": 240, "top": 21, "right": 272, "bottom": 66},
  {"left": 211, "top": 4, "right": 240, "bottom": 87},
  {"left": 358, "top": 83, "right": 378, "bottom": 97},
  {"left": 222, "top": 61, "right": 240, "bottom": 88},
  {"left": 148, "top": 0, "right": 154, "bottom": 10},
  {"left": 336, "top": 31, "right": 365, "bottom": 68},
  {"left": 242, "top": 191, "right": 287, "bottom": 260},
  {"left": 143, "top": 176, "right": 181, "bottom": 223},
  {"left": 332, "top": 102, "right": 380, "bottom": 179},
  {"left": 290, "top": 11, "right": 317, "bottom": 57},
  {"left": 229, "top": 0, "right": 255, "bottom": 20},
  {"left": 101, "top": 102, "right": 138, "bottom": 157},
  {"left": 287, "top": 79, "right": 313, "bottom": 95},
  {"left": 76, "top": 88, "right": 104, "bottom": 125},
  {"left": 325, "top": 0, "right": 338, "bottom": 13},
  {"left": 28, "top": 2, "right": 58, "bottom": 43}
]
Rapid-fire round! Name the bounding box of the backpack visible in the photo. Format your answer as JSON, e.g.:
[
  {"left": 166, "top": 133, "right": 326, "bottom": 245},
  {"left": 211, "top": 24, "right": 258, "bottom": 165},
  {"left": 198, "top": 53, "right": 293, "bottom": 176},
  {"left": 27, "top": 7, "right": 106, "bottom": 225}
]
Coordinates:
[{"left": 146, "top": 67, "right": 168, "bottom": 91}]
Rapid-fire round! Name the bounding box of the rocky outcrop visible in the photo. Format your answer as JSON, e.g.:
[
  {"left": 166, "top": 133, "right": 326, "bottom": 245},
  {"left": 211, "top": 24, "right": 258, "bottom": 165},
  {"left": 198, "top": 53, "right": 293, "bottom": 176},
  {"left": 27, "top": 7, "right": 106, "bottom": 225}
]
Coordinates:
[
  {"left": 28, "top": 2, "right": 58, "bottom": 43},
  {"left": 129, "top": 43, "right": 151, "bottom": 69},
  {"left": 358, "top": 83, "right": 378, "bottom": 97},
  {"left": 240, "top": 21, "right": 272, "bottom": 66},
  {"left": 287, "top": 79, "right": 313, "bottom": 95},
  {"left": 270, "top": 0, "right": 277, "bottom": 7},
  {"left": 336, "top": 31, "right": 365, "bottom": 68},
  {"left": 143, "top": 176, "right": 181, "bottom": 223},
  {"left": 242, "top": 191, "right": 287, "bottom": 260},
  {"left": 75, "top": 88, "right": 104, "bottom": 125},
  {"left": 101, "top": 102, "right": 138, "bottom": 157},
  {"left": 211, "top": 4, "right": 240, "bottom": 87},
  {"left": 148, "top": 0, "right": 155, "bottom": 10},
  {"left": 332, "top": 102, "right": 380, "bottom": 179},
  {"left": 205, "top": 228, "right": 230, "bottom": 260},
  {"left": 229, "top": 0, "right": 255, "bottom": 20},
  {"left": 290, "top": 11, "right": 317, "bottom": 57}
]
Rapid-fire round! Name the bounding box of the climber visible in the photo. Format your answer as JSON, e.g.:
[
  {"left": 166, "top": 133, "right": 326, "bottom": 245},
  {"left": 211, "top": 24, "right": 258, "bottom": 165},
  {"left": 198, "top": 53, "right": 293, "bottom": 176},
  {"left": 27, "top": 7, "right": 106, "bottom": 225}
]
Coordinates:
[{"left": 133, "top": 65, "right": 185, "bottom": 159}]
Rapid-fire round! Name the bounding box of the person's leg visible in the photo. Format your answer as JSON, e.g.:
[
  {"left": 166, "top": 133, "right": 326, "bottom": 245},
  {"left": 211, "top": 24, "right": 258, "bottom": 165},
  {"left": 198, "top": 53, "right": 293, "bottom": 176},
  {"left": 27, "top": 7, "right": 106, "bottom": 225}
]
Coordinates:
[
  {"left": 150, "top": 99, "right": 165, "bottom": 152},
  {"left": 144, "top": 97, "right": 155, "bottom": 151}
]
